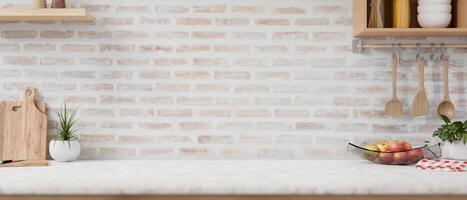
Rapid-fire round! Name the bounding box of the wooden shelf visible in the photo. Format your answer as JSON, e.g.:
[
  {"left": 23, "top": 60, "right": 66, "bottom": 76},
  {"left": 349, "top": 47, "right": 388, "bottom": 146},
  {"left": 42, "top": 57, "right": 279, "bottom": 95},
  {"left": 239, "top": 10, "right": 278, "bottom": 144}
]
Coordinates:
[
  {"left": 0, "top": 8, "right": 95, "bottom": 22},
  {"left": 355, "top": 28, "right": 467, "bottom": 37},
  {"left": 352, "top": 0, "right": 467, "bottom": 37}
]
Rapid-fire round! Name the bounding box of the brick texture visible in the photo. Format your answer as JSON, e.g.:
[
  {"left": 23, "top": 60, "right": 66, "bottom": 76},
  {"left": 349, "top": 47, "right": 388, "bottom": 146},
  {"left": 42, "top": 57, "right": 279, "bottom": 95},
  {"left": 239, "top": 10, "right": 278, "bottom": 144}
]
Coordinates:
[{"left": 0, "top": 0, "right": 465, "bottom": 160}]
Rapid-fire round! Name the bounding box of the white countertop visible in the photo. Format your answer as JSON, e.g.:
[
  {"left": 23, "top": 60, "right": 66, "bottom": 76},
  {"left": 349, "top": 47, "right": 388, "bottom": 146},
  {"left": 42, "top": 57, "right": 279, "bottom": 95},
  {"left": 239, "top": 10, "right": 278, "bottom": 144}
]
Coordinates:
[{"left": 0, "top": 160, "right": 466, "bottom": 195}]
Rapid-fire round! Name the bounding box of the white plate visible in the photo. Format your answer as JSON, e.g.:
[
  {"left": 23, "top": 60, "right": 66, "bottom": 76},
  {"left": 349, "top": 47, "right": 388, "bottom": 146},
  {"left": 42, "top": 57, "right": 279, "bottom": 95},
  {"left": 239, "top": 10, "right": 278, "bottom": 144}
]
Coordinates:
[{"left": 418, "top": 0, "right": 451, "bottom": 5}]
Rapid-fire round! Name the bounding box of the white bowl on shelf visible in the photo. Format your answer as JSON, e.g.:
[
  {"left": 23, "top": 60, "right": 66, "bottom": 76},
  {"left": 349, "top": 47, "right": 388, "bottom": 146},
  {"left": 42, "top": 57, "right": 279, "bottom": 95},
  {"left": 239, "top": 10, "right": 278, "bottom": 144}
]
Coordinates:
[
  {"left": 418, "top": 5, "right": 452, "bottom": 13},
  {"left": 418, "top": 0, "right": 451, "bottom": 5},
  {"left": 418, "top": 14, "right": 452, "bottom": 28}
]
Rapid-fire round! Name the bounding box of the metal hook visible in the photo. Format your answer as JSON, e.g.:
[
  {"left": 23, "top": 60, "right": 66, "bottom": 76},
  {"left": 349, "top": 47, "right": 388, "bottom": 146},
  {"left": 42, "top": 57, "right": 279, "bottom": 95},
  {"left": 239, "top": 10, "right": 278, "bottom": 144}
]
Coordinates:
[
  {"left": 440, "top": 43, "right": 447, "bottom": 60},
  {"left": 397, "top": 43, "right": 402, "bottom": 65},
  {"left": 416, "top": 43, "right": 421, "bottom": 60},
  {"left": 430, "top": 43, "right": 435, "bottom": 61}
]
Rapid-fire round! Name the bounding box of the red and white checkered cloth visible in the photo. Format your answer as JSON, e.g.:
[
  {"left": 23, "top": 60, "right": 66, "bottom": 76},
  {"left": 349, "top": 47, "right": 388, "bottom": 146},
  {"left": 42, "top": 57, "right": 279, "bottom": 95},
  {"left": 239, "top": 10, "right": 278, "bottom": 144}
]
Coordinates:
[{"left": 416, "top": 159, "right": 467, "bottom": 172}]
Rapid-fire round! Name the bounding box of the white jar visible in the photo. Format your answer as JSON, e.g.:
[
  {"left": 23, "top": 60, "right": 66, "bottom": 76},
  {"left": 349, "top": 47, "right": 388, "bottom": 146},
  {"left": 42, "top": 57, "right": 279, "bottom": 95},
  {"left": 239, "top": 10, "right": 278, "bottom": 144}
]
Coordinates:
[
  {"left": 442, "top": 141, "right": 467, "bottom": 160},
  {"left": 49, "top": 140, "right": 81, "bottom": 162}
]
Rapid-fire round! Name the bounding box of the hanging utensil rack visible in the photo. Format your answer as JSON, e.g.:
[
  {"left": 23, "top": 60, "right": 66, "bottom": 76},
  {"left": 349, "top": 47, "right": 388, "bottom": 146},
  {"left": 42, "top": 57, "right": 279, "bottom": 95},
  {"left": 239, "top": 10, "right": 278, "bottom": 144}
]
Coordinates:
[{"left": 352, "top": 39, "right": 467, "bottom": 53}]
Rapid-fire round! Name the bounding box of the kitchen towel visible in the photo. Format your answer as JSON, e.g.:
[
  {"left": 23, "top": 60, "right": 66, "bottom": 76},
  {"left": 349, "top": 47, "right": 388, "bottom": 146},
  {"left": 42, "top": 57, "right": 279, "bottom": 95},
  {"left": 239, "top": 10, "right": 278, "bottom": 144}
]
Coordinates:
[{"left": 416, "top": 159, "right": 467, "bottom": 172}]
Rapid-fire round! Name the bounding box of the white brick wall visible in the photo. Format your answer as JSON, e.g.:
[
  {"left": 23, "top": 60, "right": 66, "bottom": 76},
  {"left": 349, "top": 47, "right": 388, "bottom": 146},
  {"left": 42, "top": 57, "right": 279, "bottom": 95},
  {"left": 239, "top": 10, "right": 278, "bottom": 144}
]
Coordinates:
[{"left": 0, "top": 0, "right": 465, "bottom": 159}]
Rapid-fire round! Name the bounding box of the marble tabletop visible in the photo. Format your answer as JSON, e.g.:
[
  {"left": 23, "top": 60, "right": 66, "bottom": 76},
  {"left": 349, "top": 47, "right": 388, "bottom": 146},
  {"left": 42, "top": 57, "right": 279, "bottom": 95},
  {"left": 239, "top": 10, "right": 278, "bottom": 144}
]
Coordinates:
[{"left": 0, "top": 160, "right": 466, "bottom": 195}]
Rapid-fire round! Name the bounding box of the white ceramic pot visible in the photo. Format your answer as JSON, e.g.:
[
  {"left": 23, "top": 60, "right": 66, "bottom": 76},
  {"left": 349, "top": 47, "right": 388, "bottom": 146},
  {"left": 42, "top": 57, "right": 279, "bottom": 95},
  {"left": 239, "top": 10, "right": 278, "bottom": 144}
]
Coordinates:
[
  {"left": 442, "top": 141, "right": 467, "bottom": 160},
  {"left": 49, "top": 140, "right": 81, "bottom": 162}
]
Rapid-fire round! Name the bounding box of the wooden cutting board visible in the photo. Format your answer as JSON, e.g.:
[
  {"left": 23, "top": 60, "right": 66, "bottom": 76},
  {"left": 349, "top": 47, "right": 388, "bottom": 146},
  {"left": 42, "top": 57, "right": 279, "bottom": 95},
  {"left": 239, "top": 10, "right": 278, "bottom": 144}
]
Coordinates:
[{"left": 0, "top": 87, "right": 48, "bottom": 167}]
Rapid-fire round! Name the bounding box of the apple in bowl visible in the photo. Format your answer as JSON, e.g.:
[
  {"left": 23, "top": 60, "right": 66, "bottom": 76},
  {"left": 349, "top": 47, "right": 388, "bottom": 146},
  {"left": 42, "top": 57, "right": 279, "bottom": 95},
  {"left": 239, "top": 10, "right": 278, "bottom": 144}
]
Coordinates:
[
  {"left": 388, "top": 140, "right": 406, "bottom": 152},
  {"left": 393, "top": 152, "right": 409, "bottom": 164},
  {"left": 408, "top": 148, "right": 424, "bottom": 164},
  {"left": 400, "top": 141, "right": 413, "bottom": 151},
  {"left": 376, "top": 140, "right": 391, "bottom": 152},
  {"left": 363, "top": 144, "right": 379, "bottom": 161},
  {"left": 378, "top": 152, "right": 394, "bottom": 164}
]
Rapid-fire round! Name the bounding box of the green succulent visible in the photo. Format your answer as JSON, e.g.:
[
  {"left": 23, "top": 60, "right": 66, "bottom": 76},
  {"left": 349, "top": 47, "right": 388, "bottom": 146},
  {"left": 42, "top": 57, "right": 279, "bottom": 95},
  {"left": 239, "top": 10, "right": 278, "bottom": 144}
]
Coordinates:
[
  {"left": 433, "top": 115, "right": 467, "bottom": 144},
  {"left": 56, "top": 103, "right": 79, "bottom": 142}
]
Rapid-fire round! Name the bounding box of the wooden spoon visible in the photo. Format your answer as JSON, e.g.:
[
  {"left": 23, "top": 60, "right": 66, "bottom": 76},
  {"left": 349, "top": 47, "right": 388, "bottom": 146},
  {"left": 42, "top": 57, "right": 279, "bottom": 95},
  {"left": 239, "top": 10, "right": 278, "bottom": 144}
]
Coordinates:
[
  {"left": 411, "top": 57, "right": 429, "bottom": 116},
  {"left": 437, "top": 57, "right": 456, "bottom": 119},
  {"left": 385, "top": 54, "right": 403, "bottom": 117}
]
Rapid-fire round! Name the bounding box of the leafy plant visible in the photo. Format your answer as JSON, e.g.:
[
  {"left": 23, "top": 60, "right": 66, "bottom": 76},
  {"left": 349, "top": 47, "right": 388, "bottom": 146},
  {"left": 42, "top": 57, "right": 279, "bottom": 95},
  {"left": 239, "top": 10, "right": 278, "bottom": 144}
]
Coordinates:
[
  {"left": 56, "top": 103, "right": 79, "bottom": 143},
  {"left": 433, "top": 115, "right": 467, "bottom": 144}
]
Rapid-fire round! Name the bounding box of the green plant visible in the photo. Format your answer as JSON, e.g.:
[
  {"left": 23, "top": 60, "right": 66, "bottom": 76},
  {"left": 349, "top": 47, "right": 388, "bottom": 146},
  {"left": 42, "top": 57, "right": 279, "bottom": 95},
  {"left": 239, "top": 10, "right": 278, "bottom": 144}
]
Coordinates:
[
  {"left": 433, "top": 115, "right": 467, "bottom": 144},
  {"left": 56, "top": 103, "right": 79, "bottom": 142}
]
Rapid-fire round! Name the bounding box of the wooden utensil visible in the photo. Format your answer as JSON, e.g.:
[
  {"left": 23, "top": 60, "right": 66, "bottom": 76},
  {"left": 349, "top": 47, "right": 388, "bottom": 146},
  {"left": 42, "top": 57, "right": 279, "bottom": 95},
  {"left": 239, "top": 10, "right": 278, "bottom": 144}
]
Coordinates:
[
  {"left": 437, "top": 57, "right": 456, "bottom": 119},
  {"left": 368, "top": 0, "right": 384, "bottom": 28},
  {"left": 0, "top": 87, "right": 48, "bottom": 167},
  {"left": 411, "top": 57, "right": 429, "bottom": 116},
  {"left": 33, "top": 0, "right": 47, "bottom": 8},
  {"left": 385, "top": 54, "right": 403, "bottom": 117}
]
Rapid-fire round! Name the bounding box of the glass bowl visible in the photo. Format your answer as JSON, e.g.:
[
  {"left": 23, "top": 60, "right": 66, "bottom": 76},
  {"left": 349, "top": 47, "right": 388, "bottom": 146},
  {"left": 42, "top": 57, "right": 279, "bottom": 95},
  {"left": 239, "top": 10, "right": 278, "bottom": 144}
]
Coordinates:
[{"left": 347, "top": 143, "right": 442, "bottom": 165}]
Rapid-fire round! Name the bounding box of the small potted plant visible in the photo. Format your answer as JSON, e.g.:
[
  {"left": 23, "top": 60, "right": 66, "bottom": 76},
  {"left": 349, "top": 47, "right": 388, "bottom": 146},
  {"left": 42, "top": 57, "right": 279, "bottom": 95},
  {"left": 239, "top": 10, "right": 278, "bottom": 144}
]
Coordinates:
[
  {"left": 433, "top": 115, "right": 467, "bottom": 160},
  {"left": 49, "top": 104, "right": 81, "bottom": 162}
]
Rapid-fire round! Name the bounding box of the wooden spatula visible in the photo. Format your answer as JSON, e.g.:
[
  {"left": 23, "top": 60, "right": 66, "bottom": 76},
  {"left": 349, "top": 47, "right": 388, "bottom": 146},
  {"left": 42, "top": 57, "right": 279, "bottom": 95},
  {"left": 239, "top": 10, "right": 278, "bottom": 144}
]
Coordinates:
[
  {"left": 385, "top": 54, "right": 403, "bottom": 117},
  {"left": 411, "top": 57, "right": 429, "bottom": 116}
]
